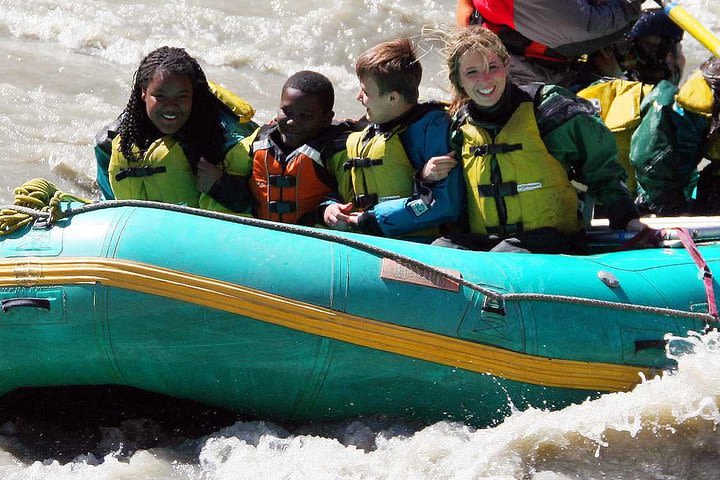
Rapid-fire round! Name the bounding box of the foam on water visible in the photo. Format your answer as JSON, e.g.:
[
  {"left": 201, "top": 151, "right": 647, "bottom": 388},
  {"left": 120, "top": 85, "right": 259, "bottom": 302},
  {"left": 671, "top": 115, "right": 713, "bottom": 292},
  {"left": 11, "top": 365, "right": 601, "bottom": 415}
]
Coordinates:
[{"left": 0, "top": 331, "right": 715, "bottom": 479}]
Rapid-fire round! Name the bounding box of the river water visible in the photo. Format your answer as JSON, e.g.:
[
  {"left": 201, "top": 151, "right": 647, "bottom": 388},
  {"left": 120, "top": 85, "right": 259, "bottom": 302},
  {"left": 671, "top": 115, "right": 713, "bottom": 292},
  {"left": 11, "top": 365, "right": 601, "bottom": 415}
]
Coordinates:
[{"left": 1, "top": 0, "right": 720, "bottom": 478}]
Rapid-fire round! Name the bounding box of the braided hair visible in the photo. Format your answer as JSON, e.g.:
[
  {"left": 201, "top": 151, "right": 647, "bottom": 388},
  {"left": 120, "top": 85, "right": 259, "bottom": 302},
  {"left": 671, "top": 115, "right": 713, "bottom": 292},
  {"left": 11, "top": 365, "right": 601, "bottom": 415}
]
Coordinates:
[{"left": 117, "top": 46, "right": 226, "bottom": 168}]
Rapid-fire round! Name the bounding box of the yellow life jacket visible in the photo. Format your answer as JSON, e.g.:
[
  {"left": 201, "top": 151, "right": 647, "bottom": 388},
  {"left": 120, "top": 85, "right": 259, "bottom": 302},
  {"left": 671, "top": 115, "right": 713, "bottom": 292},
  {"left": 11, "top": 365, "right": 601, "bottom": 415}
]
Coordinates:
[
  {"left": 344, "top": 124, "right": 415, "bottom": 209},
  {"left": 108, "top": 135, "right": 199, "bottom": 206},
  {"left": 577, "top": 79, "right": 654, "bottom": 195},
  {"left": 110, "top": 83, "right": 256, "bottom": 210},
  {"left": 208, "top": 81, "right": 255, "bottom": 123},
  {"left": 675, "top": 70, "right": 720, "bottom": 165},
  {"left": 457, "top": 102, "right": 582, "bottom": 235},
  {"left": 677, "top": 70, "right": 715, "bottom": 116}
]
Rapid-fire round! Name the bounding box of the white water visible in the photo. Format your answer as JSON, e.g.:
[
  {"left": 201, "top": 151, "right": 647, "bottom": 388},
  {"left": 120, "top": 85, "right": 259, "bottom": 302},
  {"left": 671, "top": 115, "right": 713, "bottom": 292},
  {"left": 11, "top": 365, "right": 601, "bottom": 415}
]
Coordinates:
[
  {"left": 1, "top": 0, "right": 720, "bottom": 478},
  {"left": 0, "top": 332, "right": 718, "bottom": 479}
]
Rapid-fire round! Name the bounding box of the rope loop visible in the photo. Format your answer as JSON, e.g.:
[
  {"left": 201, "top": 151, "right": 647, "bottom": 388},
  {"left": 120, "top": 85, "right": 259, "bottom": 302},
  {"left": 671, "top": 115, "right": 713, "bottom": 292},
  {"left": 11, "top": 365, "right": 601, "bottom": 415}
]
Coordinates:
[{"left": 0, "top": 178, "right": 92, "bottom": 236}]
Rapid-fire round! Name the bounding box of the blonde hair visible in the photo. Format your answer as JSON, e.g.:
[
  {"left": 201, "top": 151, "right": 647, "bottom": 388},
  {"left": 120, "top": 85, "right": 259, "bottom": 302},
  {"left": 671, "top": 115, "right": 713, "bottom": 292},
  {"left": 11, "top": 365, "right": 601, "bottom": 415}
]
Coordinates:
[{"left": 444, "top": 26, "right": 509, "bottom": 115}]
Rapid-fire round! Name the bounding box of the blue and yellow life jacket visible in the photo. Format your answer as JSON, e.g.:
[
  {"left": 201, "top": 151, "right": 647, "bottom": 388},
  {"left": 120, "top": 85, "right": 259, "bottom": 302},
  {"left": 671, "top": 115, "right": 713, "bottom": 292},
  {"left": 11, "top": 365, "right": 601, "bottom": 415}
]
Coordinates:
[{"left": 344, "top": 103, "right": 444, "bottom": 209}]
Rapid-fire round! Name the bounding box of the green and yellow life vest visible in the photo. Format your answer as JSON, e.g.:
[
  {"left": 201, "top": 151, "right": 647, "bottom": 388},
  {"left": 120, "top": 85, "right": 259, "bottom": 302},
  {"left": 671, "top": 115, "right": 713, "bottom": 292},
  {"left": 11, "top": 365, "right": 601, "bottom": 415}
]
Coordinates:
[
  {"left": 457, "top": 101, "right": 582, "bottom": 235},
  {"left": 577, "top": 79, "right": 654, "bottom": 194},
  {"left": 109, "top": 83, "right": 256, "bottom": 210},
  {"left": 108, "top": 135, "right": 199, "bottom": 207},
  {"left": 344, "top": 124, "right": 415, "bottom": 209}
]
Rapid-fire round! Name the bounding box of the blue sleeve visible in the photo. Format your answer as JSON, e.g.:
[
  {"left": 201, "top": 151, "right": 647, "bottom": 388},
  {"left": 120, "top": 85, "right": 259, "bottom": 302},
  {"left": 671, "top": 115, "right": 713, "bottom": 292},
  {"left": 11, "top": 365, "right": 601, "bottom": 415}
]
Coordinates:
[
  {"left": 94, "top": 118, "right": 120, "bottom": 200},
  {"left": 371, "top": 110, "right": 464, "bottom": 237},
  {"left": 95, "top": 144, "right": 115, "bottom": 200}
]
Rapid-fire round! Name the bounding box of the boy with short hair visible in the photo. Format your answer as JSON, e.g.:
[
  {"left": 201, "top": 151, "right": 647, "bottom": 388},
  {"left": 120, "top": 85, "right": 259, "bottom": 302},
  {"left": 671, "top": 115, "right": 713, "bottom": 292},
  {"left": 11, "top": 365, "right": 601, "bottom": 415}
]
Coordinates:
[
  {"left": 205, "top": 70, "right": 354, "bottom": 224},
  {"left": 323, "top": 38, "right": 462, "bottom": 237}
]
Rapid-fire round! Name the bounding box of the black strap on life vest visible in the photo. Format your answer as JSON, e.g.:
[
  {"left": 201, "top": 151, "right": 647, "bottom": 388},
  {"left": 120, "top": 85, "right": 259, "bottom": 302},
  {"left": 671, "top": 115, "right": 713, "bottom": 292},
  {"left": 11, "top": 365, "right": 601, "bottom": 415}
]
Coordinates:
[
  {"left": 471, "top": 143, "right": 522, "bottom": 156},
  {"left": 114, "top": 166, "right": 168, "bottom": 181},
  {"left": 479, "top": 181, "right": 519, "bottom": 198},
  {"left": 343, "top": 158, "right": 383, "bottom": 170}
]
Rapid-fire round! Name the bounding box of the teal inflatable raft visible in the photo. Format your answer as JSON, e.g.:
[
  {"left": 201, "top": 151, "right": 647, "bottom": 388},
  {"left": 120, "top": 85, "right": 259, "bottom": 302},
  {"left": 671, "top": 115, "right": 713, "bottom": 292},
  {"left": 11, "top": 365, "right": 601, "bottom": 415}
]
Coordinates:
[{"left": 0, "top": 198, "right": 717, "bottom": 426}]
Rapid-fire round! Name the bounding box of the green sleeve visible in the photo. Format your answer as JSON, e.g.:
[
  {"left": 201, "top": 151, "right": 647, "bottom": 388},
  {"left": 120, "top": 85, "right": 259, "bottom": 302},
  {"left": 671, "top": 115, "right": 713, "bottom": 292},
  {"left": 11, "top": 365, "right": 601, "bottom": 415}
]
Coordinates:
[
  {"left": 631, "top": 81, "right": 707, "bottom": 214},
  {"left": 544, "top": 114, "right": 630, "bottom": 204},
  {"left": 542, "top": 102, "right": 638, "bottom": 229}
]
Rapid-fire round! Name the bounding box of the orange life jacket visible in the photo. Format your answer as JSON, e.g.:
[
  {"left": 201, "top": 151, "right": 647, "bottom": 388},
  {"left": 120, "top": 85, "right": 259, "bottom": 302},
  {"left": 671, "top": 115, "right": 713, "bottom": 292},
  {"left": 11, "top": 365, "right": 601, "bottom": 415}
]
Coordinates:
[{"left": 249, "top": 124, "right": 340, "bottom": 225}]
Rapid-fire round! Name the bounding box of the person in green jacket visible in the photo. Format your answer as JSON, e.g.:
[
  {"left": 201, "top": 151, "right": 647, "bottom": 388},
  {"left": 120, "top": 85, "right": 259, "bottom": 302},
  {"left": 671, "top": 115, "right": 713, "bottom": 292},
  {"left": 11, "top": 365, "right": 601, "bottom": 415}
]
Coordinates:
[
  {"left": 631, "top": 56, "right": 720, "bottom": 215},
  {"left": 572, "top": 9, "right": 686, "bottom": 213},
  {"left": 425, "top": 26, "right": 646, "bottom": 253}
]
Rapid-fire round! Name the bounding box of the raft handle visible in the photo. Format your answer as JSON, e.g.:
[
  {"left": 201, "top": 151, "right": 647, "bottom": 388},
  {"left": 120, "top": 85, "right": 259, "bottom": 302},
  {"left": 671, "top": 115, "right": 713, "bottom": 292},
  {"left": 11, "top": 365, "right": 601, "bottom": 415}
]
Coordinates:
[
  {"left": 482, "top": 296, "right": 506, "bottom": 316},
  {"left": 1, "top": 298, "right": 51, "bottom": 313},
  {"left": 634, "top": 339, "right": 667, "bottom": 352}
]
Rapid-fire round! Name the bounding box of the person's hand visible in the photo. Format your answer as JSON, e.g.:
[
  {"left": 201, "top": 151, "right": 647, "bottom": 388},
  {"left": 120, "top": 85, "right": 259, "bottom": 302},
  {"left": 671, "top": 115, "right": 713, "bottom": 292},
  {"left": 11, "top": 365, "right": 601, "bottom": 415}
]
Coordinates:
[
  {"left": 419, "top": 152, "right": 457, "bottom": 182},
  {"left": 323, "top": 202, "right": 355, "bottom": 230},
  {"left": 625, "top": 218, "right": 649, "bottom": 232},
  {"left": 196, "top": 157, "right": 224, "bottom": 193},
  {"left": 625, "top": 218, "right": 663, "bottom": 247}
]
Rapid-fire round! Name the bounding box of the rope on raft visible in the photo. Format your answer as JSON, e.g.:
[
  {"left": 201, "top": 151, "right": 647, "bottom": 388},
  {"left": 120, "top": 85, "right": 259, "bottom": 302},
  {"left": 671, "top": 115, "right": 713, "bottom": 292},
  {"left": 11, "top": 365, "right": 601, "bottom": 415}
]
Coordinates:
[
  {"left": 0, "top": 178, "right": 717, "bottom": 325},
  {"left": 0, "top": 178, "right": 92, "bottom": 236}
]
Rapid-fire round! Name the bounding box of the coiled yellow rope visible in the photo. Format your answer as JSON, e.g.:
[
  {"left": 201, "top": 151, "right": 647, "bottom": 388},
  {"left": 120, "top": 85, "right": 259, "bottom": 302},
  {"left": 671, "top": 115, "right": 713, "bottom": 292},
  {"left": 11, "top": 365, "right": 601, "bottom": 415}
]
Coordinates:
[{"left": 0, "top": 178, "right": 93, "bottom": 236}]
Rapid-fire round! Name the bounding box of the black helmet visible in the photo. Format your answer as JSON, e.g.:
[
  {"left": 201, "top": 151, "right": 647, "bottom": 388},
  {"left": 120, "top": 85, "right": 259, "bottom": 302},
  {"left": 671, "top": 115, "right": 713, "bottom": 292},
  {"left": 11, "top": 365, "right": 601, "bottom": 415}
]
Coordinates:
[
  {"left": 628, "top": 9, "right": 683, "bottom": 44},
  {"left": 621, "top": 9, "right": 685, "bottom": 84}
]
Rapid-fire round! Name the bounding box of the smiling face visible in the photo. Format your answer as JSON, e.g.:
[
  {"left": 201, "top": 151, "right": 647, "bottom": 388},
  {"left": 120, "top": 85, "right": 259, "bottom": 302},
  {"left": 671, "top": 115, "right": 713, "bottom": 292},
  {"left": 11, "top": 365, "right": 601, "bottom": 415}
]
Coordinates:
[
  {"left": 356, "top": 75, "right": 398, "bottom": 124},
  {"left": 276, "top": 87, "right": 333, "bottom": 150},
  {"left": 141, "top": 70, "right": 193, "bottom": 135},
  {"left": 458, "top": 50, "right": 510, "bottom": 109}
]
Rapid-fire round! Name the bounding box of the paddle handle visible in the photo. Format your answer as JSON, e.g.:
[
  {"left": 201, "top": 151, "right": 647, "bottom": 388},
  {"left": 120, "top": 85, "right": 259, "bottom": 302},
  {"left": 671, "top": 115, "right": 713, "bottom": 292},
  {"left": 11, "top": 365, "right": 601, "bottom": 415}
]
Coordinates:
[{"left": 655, "top": 0, "right": 720, "bottom": 57}]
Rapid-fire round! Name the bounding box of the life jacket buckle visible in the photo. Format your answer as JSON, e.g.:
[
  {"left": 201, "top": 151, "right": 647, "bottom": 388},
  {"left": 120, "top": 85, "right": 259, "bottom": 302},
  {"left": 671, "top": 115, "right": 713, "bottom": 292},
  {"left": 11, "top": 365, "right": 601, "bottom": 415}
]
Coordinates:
[
  {"left": 471, "top": 143, "right": 522, "bottom": 156},
  {"left": 353, "top": 193, "right": 378, "bottom": 210},
  {"left": 268, "top": 175, "right": 296, "bottom": 187},
  {"left": 478, "top": 182, "right": 518, "bottom": 198},
  {"left": 343, "top": 157, "right": 384, "bottom": 171},
  {"left": 268, "top": 201, "right": 297, "bottom": 214}
]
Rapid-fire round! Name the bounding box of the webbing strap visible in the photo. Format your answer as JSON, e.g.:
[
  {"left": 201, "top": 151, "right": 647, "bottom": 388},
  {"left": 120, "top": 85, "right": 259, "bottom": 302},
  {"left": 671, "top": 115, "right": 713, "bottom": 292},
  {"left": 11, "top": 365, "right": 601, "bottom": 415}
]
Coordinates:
[
  {"left": 114, "top": 166, "right": 167, "bottom": 181},
  {"left": 343, "top": 158, "right": 383, "bottom": 171},
  {"left": 671, "top": 227, "right": 718, "bottom": 318}
]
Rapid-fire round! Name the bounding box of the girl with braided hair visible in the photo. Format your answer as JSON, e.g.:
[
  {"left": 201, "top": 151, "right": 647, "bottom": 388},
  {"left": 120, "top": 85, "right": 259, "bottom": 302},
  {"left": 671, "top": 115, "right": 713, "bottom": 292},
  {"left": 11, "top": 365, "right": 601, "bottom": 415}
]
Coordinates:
[{"left": 107, "top": 46, "right": 257, "bottom": 210}]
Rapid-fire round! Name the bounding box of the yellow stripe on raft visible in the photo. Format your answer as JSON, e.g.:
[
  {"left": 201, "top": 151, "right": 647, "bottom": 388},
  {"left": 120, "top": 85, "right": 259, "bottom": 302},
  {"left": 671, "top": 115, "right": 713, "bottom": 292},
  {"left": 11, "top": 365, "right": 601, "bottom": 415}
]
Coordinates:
[{"left": 0, "top": 257, "right": 654, "bottom": 392}]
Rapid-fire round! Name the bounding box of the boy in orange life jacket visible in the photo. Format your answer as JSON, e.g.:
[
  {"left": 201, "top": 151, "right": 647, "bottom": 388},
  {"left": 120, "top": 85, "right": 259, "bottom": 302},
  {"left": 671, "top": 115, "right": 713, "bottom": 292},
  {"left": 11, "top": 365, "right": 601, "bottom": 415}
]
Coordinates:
[
  {"left": 227, "top": 70, "right": 355, "bottom": 224},
  {"left": 322, "top": 38, "right": 463, "bottom": 237}
]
